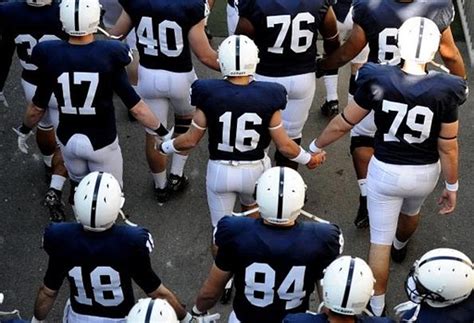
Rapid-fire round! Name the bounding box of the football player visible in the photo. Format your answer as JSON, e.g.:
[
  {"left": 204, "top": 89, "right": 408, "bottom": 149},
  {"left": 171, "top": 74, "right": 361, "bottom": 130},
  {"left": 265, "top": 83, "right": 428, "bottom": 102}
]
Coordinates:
[
  {"left": 32, "top": 172, "right": 192, "bottom": 322},
  {"left": 318, "top": 0, "right": 466, "bottom": 229},
  {"left": 309, "top": 17, "right": 468, "bottom": 316},
  {"left": 235, "top": 0, "right": 340, "bottom": 169},
  {"left": 191, "top": 167, "right": 343, "bottom": 322},
  {"left": 284, "top": 256, "right": 395, "bottom": 323},
  {"left": 319, "top": 0, "right": 369, "bottom": 117},
  {"left": 110, "top": 0, "right": 220, "bottom": 204},
  {"left": 394, "top": 248, "right": 474, "bottom": 323},
  {"left": 160, "top": 35, "right": 325, "bottom": 249},
  {"left": 0, "top": 0, "right": 70, "bottom": 221},
  {"left": 15, "top": 0, "right": 169, "bottom": 203}
]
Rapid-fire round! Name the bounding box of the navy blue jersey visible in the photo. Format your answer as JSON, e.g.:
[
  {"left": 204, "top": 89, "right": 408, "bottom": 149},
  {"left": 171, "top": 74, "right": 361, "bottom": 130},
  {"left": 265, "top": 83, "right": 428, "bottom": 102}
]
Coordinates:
[
  {"left": 284, "top": 312, "right": 395, "bottom": 323},
  {"left": 31, "top": 40, "right": 140, "bottom": 150},
  {"left": 401, "top": 293, "right": 474, "bottom": 322},
  {"left": 333, "top": 0, "right": 352, "bottom": 23},
  {"left": 215, "top": 216, "right": 343, "bottom": 323},
  {"left": 0, "top": 2, "right": 66, "bottom": 85},
  {"left": 190, "top": 79, "right": 287, "bottom": 161},
  {"left": 352, "top": 0, "right": 454, "bottom": 64},
  {"left": 119, "top": 0, "right": 206, "bottom": 72},
  {"left": 43, "top": 223, "right": 161, "bottom": 319},
  {"left": 354, "top": 63, "right": 467, "bottom": 165},
  {"left": 237, "top": 0, "right": 334, "bottom": 76}
]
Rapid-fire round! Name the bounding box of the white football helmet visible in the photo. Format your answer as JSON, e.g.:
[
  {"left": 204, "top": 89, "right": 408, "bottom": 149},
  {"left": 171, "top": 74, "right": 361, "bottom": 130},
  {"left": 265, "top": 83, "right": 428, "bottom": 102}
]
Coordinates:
[
  {"left": 255, "top": 167, "right": 306, "bottom": 225},
  {"left": 127, "top": 298, "right": 179, "bottom": 323},
  {"left": 60, "top": 0, "right": 101, "bottom": 36},
  {"left": 321, "top": 256, "right": 375, "bottom": 316},
  {"left": 26, "top": 0, "right": 52, "bottom": 7},
  {"left": 398, "top": 17, "right": 441, "bottom": 64},
  {"left": 74, "top": 172, "right": 124, "bottom": 232},
  {"left": 405, "top": 248, "right": 473, "bottom": 308},
  {"left": 218, "top": 35, "right": 259, "bottom": 77}
]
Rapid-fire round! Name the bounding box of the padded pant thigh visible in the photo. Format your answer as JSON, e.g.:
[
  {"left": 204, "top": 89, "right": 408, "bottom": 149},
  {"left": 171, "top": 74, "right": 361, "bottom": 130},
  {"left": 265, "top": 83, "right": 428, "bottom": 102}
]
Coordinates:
[{"left": 255, "top": 73, "right": 315, "bottom": 139}]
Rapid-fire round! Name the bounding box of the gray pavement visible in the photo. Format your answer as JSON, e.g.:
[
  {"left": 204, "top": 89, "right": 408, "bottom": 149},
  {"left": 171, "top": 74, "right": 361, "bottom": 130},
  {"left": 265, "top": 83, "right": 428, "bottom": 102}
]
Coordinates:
[{"left": 0, "top": 38, "right": 472, "bottom": 321}]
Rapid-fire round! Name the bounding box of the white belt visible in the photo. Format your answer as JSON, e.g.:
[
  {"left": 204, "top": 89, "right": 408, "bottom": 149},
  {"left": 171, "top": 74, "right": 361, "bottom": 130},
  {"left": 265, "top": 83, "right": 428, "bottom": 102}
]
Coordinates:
[{"left": 213, "top": 159, "right": 264, "bottom": 166}]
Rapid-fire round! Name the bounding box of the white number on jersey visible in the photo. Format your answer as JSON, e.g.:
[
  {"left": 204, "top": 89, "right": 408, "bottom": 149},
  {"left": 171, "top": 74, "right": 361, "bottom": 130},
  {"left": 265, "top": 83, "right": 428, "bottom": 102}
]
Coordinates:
[
  {"left": 244, "top": 263, "right": 306, "bottom": 309},
  {"left": 266, "top": 12, "right": 315, "bottom": 54},
  {"left": 68, "top": 266, "right": 125, "bottom": 306},
  {"left": 382, "top": 100, "right": 434, "bottom": 144},
  {"left": 58, "top": 72, "right": 99, "bottom": 115},
  {"left": 218, "top": 112, "right": 262, "bottom": 153},
  {"left": 14, "top": 34, "right": 61, "bottom": 71},
  {"left": 378, "top": 28, "right": 401, "bottom": 65},
  {"left": 137, "top": 17, "right": 184, "bottom": 57}
]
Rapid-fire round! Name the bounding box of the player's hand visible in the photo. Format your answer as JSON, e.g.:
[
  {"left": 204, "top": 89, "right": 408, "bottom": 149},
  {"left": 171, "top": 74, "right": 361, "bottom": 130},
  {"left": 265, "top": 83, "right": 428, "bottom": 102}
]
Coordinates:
[
  {"left": 160, "top": 126, "right": 174, "bottom": 142},
  {"left": 438, "top": 189, "right": 457, "bottom": 214},
  {"left": 306, "top": 151, "right": 326, "bottom": 169},
  {"left": 0, "top": 91, "right": 9, "bottom": 108},
  {"left": 12, "top": 125, "right": 33, "bottom": 154}
]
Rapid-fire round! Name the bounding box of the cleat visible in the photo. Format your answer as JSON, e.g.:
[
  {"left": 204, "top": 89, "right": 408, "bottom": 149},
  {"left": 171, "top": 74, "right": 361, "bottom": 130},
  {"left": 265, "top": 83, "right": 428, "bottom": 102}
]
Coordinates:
[
  {"left": 391, "top": 243, "right": 408, "bottom": 263},
  {"left": 154, "top": 187, "right": 169, "bottom": 205},
  {"left": 354, "top": 195, "right": 369, "bottom": 229},
  {"left": 320, "top": 99, "right": 339, "bottom": 117},
  {"left": 44, "top": 188, "right": 66, "bottom": 222},
  {"left": 167, "top": 174, "right": 189, "bottom": 193},
  {"left": 220, "top": 278, "right": 233, "bottom": 304}
]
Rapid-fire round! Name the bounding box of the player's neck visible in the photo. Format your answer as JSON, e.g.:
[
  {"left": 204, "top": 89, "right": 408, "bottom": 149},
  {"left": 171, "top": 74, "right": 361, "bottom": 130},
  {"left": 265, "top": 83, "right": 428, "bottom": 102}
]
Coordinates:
[
  {"left": 227, "top": 76, "right": 252, "bottom": 85},
  {"left": 68, "top": 34, "right": 95, "bottom": 45},
  {"left": 402, "top": 61, "right": 428, "bottom": 75},
  {"left": 327, "top": 311, "right": 357, "bottom": 323}
]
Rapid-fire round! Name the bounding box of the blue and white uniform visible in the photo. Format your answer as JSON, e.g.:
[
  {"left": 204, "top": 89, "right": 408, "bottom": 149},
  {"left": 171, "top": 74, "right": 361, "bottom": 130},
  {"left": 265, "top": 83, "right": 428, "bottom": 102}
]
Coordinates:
[
  {"left": 191, "top": 79, "right": 287, "bottom": 227},
  {"left": 42, "top": 223, "right": 160, "bottom": 321},
  {"left": 284, "top": 312, "right": 395, "bottom": 322},
  {"left": 31, "top": 40, "right": 139, "bottom": 185},
  {"left": 353, "top": 63, "right": 467, "bottom": 245},
  {"left": 215, "top": 216, "right": 343, "bottom": 323}
]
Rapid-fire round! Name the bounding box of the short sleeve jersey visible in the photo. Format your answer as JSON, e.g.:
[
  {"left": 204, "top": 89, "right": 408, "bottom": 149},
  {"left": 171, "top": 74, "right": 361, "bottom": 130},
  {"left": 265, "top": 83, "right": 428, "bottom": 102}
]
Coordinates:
[
  {"left": 119, "top": 0, "right": 207, "bottom": 72},
  {"left": 237, "top": 0, "right": 334, "bottom": 76},
  {"left": 354, "top": 63, "right": 467, "bottom": 165},
  {"left": 0, "top": 2, "right": 66, "bottom": 85},
  {"left": 191, "top": 79, "right": 287, "bottom": 161},
  {"left": 352, "top": 0, "right": 454, "bottom": 64},
  {"left": 283, "top": 312, "right": 395, "bottom": 322},
  {"left": 42, "top": 223, "right": 161, "bottom": 319},
  {"left": 215, "top": 216, "right": 343, "bottom": 323},
  {"left": 401, "top": 293, "right": 474, "bottom": 322},
  {"left": 31, "top": 40, "right": 140, "bottom": 150}
]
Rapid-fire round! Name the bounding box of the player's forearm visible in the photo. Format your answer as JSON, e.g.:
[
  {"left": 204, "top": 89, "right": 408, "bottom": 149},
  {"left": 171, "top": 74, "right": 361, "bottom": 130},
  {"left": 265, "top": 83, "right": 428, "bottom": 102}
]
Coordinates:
[
  {"left": 315, "top": 115, "right": 352, "bottom": 148},
  {"left": 33, "top": 285, "right": 58, "bottom": 320},
  {"left": 438, "top": 139, "right": 458, "bottom": 184},
  {"left": 130, "top": 100, "right": 160, "bottom": 130},
  {"left": 195, "top": 289, "right": 220, "bottom": 313},
  {"left": 23, "top": 103, "right": 45, "bottom": 129},
  {"left": 440, "top": 50, "right": 466, "bottom": 79}
]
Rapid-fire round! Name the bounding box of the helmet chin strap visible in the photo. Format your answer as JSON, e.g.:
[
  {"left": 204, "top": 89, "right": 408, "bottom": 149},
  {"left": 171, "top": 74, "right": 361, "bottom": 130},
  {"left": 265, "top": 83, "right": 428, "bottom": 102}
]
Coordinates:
[
  {"left": 97, "top": 26, "right": 122, "bottom": 40},
  {"left": 119, "top": 210, "right": 138, "bottom": 227}
]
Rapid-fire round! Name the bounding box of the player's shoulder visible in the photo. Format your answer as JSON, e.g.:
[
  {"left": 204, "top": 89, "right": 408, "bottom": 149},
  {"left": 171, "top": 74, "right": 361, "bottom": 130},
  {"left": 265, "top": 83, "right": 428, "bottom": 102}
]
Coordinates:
[
  {"left": 356, "top": 62, "right": 389, "bottom": 84},
  {"left": 215, "top": 216, "right": 255, "bottom": 246},
  {"left": 359, "top": 316, "right": 395, "bottom": 323},
  {"left": 283, "top": 312, "right": 326, "bottom": 322},
  {"left": 192, "top": 79, "right": 224, "bottom": 93},
  {"left": 113, "top": 224, "right": 152, "bottom": 244},
  {"left": 44, "top": 222, "right": 83, "bottom": 246},
  {"left": 427, "top": 71, "right": 468, "bottom": 105},
  {"left": 95, "top": 40, "right": 132, "bottom": 65},
  {"left": 253, "top": 80, "right": 286, "bottom": 93},
  {"left": 301, "top": 220, "right": 341, "bottom": 239}
]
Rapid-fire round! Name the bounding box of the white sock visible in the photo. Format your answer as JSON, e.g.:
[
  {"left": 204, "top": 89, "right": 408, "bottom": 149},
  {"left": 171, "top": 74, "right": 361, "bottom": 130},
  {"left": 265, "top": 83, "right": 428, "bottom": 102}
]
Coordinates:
[
  {"left": 393, "top": 236, "right": 409, "bottom": 250},
  {"left": 358, "top": 179, "right": 368, "bottom": 197},
  {"left": 42, "top": 154, "right": 53, "bottom": 168},
  {"left": 171, "top": 154, "right": 189, "bottom": 177},
  {"left": 370, "top": 294, "right": 385, "bottom": 316},
  {"left": 152, "top": 171, "right": 167, "bottom": 189},
  {"left": 50, "top": 175, "right": 67, "bottom": 191},
  {"left": 323, "top": 74, "right": 339, "bottom": 101}
]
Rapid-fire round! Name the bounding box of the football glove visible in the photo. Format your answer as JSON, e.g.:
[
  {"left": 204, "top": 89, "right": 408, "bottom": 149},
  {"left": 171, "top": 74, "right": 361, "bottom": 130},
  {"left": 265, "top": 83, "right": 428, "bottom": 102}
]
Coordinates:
[
  {"left": 12, "top": 125, "right": 33, "bottom": 154},
  {"left": 0, "top": 91, "right": 9, "bottom": 108}
]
